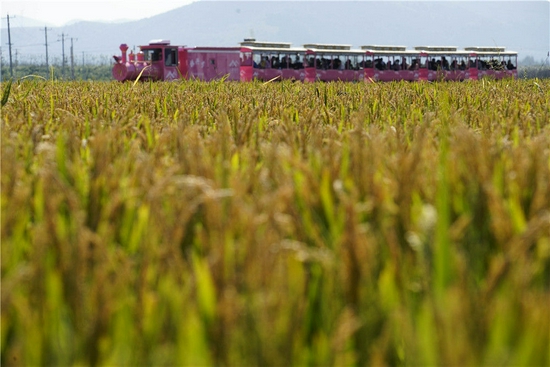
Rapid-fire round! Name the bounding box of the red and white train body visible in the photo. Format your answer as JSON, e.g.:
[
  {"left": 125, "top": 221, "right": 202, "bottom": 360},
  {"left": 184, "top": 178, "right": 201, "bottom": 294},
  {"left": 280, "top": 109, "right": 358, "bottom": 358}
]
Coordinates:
[{"left": 112, "top": 39, "right": 518, "bottom": 82}]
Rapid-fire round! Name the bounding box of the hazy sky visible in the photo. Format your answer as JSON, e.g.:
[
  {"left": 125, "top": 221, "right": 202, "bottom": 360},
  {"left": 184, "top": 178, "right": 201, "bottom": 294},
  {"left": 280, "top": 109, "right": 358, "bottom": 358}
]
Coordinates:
[
  {"left": 2, "top": 0, "right": 196, "bottom": 26},
  {"left": 2, "top": 0, "right": 528, "bottom": 27}
]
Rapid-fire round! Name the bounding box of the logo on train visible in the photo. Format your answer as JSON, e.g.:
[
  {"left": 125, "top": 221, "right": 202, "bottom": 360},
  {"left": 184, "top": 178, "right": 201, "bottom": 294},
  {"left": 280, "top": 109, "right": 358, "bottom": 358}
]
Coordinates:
[
  {"left": 165, "top": 70, "right": 178, "bottom": 80},
  {"left": 190, "top": 58, "right": 205, "bottom": 69}
]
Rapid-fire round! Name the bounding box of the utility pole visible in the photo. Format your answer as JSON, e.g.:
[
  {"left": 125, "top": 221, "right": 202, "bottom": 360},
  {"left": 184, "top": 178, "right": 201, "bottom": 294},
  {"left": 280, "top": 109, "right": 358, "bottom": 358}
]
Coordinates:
[
  {"left": 70, "top": 37, "right": 77, "bottom": 80},
  {"left": 5, "top": 14, "right": 14, "bottom": 78},
  {"left": 44, "top": 26, "right": 51, "bottom": 69},
  {"left": 59, "top": 33, "right": 67, "bottom": 78}
]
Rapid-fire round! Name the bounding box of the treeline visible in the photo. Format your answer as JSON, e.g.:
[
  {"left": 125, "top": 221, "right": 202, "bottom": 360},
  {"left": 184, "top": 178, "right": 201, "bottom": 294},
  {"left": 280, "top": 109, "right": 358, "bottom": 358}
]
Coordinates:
[
  {"left": 0, "top": 63, "right": 113, "bottom": 81},
  {"left": 518, "top": 65, "right": 550, "bottom": 79},
  {"left": 1, "top": 62, "right": 550, "bottom": 82}
]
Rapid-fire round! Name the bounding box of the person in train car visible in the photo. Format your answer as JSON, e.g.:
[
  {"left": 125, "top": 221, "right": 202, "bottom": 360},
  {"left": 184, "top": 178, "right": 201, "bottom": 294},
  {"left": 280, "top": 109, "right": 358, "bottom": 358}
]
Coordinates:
[
  {"left": 393, "top": 59, "right": 401, "bottom": 71},
  {"left": 459, "top": 60, "right": 467, "bottom": 70},
  {"left": 345, "top": 59, "right": 352, "bottom": 70},
  {"left": 450, "top": 60, "right": 457, "bottom": 71},
  {"left": 442, "top": 56, "right": 450, "bottom": 70},
  {"left": 259, "top": 56, "right": 267, "bottom": 69},
  {"left": 293, "top": 55, "right": 303, "bottom": 69},
  {"left": 506, "top": 59, "right": 516, "bottom": 70},
  {"left": 280, "top": 55, "right": 288, "bottom": 69},
  {"left": 271, "top": 56, "right": 280, "bottom": 69},
  {"left": 401, "top": 57, "right": 408, "bottom": 71},
  {"left": 333, "top": 57, "right": 342, "bottom": 70}
]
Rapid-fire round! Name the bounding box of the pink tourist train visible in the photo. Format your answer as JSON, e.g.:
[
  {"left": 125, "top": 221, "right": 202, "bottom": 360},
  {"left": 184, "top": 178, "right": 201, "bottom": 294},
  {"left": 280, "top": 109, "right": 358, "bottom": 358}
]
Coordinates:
[{"left": 112, "top": 39, "right": 518, "bottom": 82}]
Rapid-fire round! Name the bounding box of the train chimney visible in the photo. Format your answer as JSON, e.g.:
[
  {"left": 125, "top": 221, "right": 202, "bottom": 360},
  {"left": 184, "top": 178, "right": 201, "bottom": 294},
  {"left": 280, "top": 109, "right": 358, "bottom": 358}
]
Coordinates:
[{"left": 119, "top": 44, "right": 129, "bottom": 63}]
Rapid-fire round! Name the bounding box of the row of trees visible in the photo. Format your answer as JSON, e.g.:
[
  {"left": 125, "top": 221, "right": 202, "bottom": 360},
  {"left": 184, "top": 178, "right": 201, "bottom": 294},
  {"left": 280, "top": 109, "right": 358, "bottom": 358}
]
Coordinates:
[
  {"left": 0, "top": 53, "right": 114, "bottom": 81},
  {"left": 0, "top": 62, "right": 113, "bottom": 81},
  {"left": 1, "top": 55, "right": 549, "bottom": 82}
]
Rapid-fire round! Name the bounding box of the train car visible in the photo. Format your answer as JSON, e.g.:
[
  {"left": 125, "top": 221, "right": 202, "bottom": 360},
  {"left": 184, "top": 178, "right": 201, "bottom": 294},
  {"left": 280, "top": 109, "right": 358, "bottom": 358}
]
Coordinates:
[
  {"left": 303, "top": 43, "right": 366, "bottom": 82},
  {"left": 361, "top": 45, "right": 421, "bottom": 82},
  {"left": 180, "top": 46, "right": 241, "bottom": 81},
  {"left": 112, "top": 40, "right": 182, "bottom": 82},
  {"left": 413, "top": 46, "right": 472, "bottom": 81},
  {"left": 112, "top": 40, "right": 243, "bottom": 82},
  {"left": 239, "top": 39, "right": 316, "bottom": 82},
  {"left": 464, "top": 47, "right": 518, "bottom": 80}
]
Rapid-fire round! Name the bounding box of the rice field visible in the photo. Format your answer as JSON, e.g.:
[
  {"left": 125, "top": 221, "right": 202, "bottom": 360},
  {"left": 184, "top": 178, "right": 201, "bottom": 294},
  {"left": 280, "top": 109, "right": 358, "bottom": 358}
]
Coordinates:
[{"left": 1, "top": 78, "right": 549, "bottom": 366}]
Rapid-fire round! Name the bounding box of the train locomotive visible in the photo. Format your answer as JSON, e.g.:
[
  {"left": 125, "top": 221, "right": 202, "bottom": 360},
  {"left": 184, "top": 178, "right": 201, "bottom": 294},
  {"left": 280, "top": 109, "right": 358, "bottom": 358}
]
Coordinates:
[{"left": 112, "top": 39, "right": 518, "bottom": 82}]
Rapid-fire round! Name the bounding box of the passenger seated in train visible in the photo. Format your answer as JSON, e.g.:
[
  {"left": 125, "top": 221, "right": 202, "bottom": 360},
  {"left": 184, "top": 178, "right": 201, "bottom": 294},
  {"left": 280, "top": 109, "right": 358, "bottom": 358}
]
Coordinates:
[
  {"left": 333, "top": 57, "right": 342, "bottom": 70},
  {"left": 401, "top": 58, "right": 408, "bottom": 71},
  {"left": 375, "top": 58, "right": 385, "bottom": 70},
  {"left": 450, "top": 60, "right": 457, "bottom": 71},
  {"left": 506, "top": 60, "right": 516, "bottom": 70},
  {"left": 259, "top": 56, "right": 269, "bottom": 69},
  {"left": 280, "top": 56, "right": 288, "bottom": 69},
  {"left": 459, "top": 60, "right": 467, "bottom": 70},
  {"left": 392, "top": 59, "right": 401, "bottom": 71},
  {"left": 441, "top": 56, "right": 450, "bottom": 71},
  {"left": 344, "top": 59, "right": 352, "bottom": 70},
  {"left": 292, "top": 55, "right": 303, "bottom": 69},
  {"left": 272, "top": 56, "right": 280, "bottom": 69}
]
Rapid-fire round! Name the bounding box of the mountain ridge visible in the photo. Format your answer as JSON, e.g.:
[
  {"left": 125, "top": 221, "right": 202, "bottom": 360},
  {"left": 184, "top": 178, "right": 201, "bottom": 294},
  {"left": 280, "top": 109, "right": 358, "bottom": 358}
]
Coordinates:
[{"left": 1, "top": 1, "right": 548, "bottom": 63}]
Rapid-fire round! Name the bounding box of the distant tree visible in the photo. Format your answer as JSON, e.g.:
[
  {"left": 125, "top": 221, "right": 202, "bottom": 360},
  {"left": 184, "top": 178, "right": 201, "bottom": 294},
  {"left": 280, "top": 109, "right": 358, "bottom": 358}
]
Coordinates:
[{"left": 520, "top": 55, "right": 537, "bottom": 66}]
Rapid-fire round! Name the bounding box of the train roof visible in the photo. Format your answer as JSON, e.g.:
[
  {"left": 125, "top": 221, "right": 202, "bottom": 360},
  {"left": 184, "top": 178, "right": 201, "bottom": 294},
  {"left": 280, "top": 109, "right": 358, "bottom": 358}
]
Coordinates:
[
  {"left": 302, "top": 43, "right": 353, "bottom": 50},
  {"left": 464, "top": 46, "right": 517, "bottom": 55},
  {"left": 414, "top": 46, "right": 458, "bottom": 52},
  {"left": 361, "top": 45, "right": 407, "bottom": 51},
  {"left": 188, "top": 47, "right": 242, "bottom": 52},
  {"left": 239, "top": 40, "right": 294, "bottom": 49}
]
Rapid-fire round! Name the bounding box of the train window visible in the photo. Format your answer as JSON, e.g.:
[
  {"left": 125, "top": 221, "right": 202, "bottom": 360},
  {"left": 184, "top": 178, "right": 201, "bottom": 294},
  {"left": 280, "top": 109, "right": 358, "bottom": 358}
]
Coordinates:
[
  {"left": 356, "top": 55, "right": 365, "bottom": 70},
  {"left": 280, "top": 54, "right": 290, "bottom": 69},
  {"left": 142, "top": 49, "right": 162, "bottom": 62},
  {"left": 505, "top": 56, "right": 516, "bottom": 70},
  {"left": 240, "top": 51, "right": 252, "bottom": 66},
  {"left": 410, "top": 58, "right": 421, "bottom": 70},
  {"left": 271, "top": 53, "right": 283, "bottom": 69},
  {"left": 315, "top": 54, "right": 331, "bottom": 70},
  {"left": 450, "top": 56, "right": 468, "bottom": 71},
  {"left": 253, "top": 53, "right": 262, "bottom": 68},
  {"left": 165, "top": 48, "right": 178, "bottom": 66}
]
